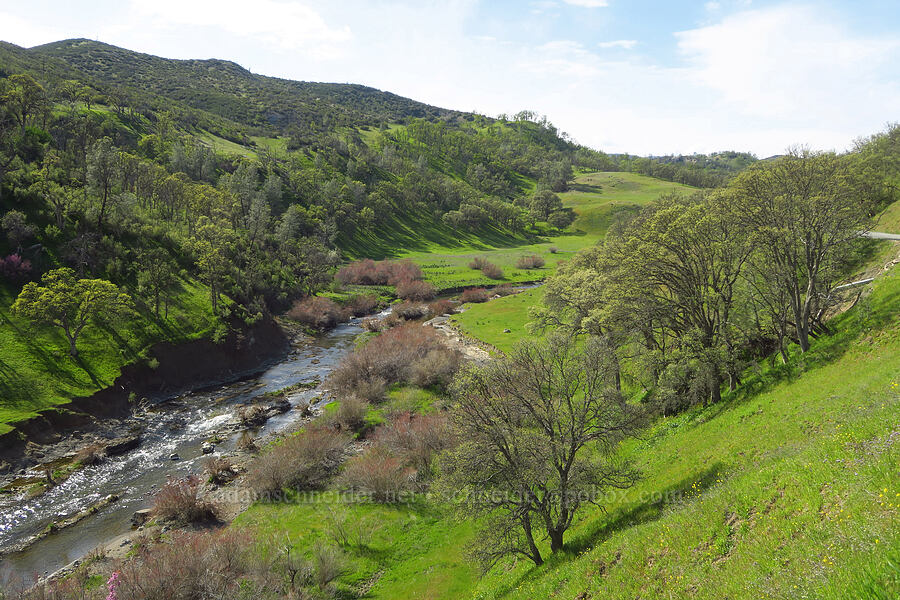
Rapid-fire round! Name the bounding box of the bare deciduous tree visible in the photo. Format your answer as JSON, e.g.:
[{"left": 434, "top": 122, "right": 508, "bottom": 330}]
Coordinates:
[{"left": 439, "top": 333, "right": 643, "bottom": 568}]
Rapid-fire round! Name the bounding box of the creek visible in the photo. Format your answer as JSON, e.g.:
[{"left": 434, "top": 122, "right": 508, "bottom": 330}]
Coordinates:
[{"left": 0, "top": 311, "right": 386, "bottom": 582}]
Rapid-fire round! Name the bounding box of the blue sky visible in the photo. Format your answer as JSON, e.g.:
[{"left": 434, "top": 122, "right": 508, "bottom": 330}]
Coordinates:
[{"left": 0, "top": 0, "right": 897, "bottom": 156}]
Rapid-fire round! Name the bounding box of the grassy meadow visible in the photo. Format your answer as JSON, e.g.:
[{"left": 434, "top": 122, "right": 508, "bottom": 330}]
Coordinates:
[
  {"left": 231, "top": 175, "right": 900, "bottom": 600},
  {"left": 445, "top": 171, "right": 694, "bottom": 343},
  {"left": 391, "top": 171, "right": 696, "bottom": 292},
  {"left": 234, "top": 247, "right": 900, "bottom": 600}
]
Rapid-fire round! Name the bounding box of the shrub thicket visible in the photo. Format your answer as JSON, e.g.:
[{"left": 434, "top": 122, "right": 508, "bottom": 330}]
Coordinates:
[
  {"left": 335, "top": 259, "right": 423, "bottom": 286},
  {"left": 329, "top": 324, "right": 459, "bottom": 397},
  {"left": 374, "top": 412, "right": 453, "bottom": 477},
  {"left": 152, "top": 475, "right": 218, "bottom": 524},
  {"left": 337, "top": 446, "right": 413, "bottom": 503},
  {"left": 287, "top": 296, "right": 348, "bottom": 329},
  {"left": 396, "top": 279, "right": 436, "bottom": 301},
  {"left": 346, "top": 294, "right": 378, "bottom": 316},
  {"left": 460, "top": 288, "right": 491, "bottom": 303},
  {"left": 246, "top": 428, "right": 350, "bottom": 497},
  {"left": 516, "top": 255, "right": 545, "bottom": 269},
  {"left": 480, "top": 262, "right": 504, "bottom": 280}
]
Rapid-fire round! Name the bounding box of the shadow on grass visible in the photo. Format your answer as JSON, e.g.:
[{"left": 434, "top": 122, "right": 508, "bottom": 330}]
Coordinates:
[
  {"left": 569, "top": 182, "right": 605, "bottom": 194},
  {"left": 0, "top": 310, "right": 93, "bottom": 392},
  {"left": 338, "top": 208, "right": 547, "bottom": 260},
  {"left": 567, "top": 463, "right": 725, "bottom": 555},
  {"left": 480, "top": 465, "right": 725, "bottom": 599}
]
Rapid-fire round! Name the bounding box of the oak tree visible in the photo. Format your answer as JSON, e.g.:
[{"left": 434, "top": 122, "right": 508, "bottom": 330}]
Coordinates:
[{"left": 12, "top": 268, "right": 131, "bottom": 357}]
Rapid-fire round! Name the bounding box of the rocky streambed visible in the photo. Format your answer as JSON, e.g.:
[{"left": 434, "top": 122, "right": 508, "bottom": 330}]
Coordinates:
[{"left": 0, "top": 311, "right": 389, "bottom": 582}]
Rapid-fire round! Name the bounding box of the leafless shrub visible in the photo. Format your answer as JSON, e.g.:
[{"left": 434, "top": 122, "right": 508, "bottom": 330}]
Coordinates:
[
  {"left": 203, "top": 456, "right": 234, "bottom": 485},
  {"left": 410, "top": 349, "right": 461, "bottom": 388},
  {"left": 312, "top": 542, "right": 345, "bottom": 589},
  {"left": 384, "top": 260, "right": 424, "bottom": 286},
  {"left": 328, "top": 324, "right": 448, "bottom": 396},
  {"left": 460, "top": 288, "right": 490, "bottom": 303},
  {"left": 393, "top": 301, "right": 428, "bottom": 321},
  {"left": 336, "top": 259, "right": 423, "bottom": 286},
  {"left": 468, "top": 256, "right": 490, "bottom": 270},
  {"left": 324, "top": 505, "right": 380, "bottom": 548},
  {"left": 480, "top": 262, "right": 504, "bottom": 280},
  {"left": 335, "top": 396, "right": 369, "bottom": 433},
  {"left": 494, "top": 284, "right": 516, "bottom": 297},
  {"left": 516, "top": 255, "right": 545, "bottom": 269},
  {"left": 396, "top": 279, "right": 436, "bottom": 301},
  {"left": 335, "top": 259, "right": 378, "bottom": 285},
  {"left": 152, "top": 475, "right": 217, "bottom": 524},
  {"left": 287, "top": 296, "right": 349, "bottom": 329},
  {"left": 427, "top": 298, "right": 456, "bottom": 317},
  {"left": 246, "top": 428, "right": 350, "bottom": 497},
  {"left": 548, "top": 246, "right": 559, "bottom": 254},
  {"left": 346, "top": 294, "right": 378, "bottom": 317},
  {"left": 111, "top": 530, "right": 272, "bottom": 600},
  {"left": 374, "top": 412, "right": 454, "bottom": 478},
  {"left": 337, "top": 446, "right": 413, "bottom": 503},
  {"left": 353, "top": 377, "right": 388, "bottom": 403}
]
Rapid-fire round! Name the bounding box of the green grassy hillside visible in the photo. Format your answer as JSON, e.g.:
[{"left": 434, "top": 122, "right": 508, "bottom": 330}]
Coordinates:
[
  {"left": 470, "top": 263, "right": 900, "bottom": 600},
  {"left": 0, "top": 279, "right": 216, "bottom": 435},
  {"left": 560, "top": 170, "right": 695, "bottom": 236},
  {"left": 395, "top": 171, "right": 694, "bottom": 292},
  {"left": 447, "top": 170, "right": 695, "bottom": 339},
  {"left": 233, "top": 251, "right": 899, "bottom": 600}
]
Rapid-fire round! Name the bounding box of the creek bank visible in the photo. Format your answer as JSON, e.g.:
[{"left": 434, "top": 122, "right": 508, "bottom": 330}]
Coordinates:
[
  {"left": 1, "top": 309, "right": 388, "bottom": 581},
  {"left": 0, "top": 318, "right": 291, "bottom": 479}
]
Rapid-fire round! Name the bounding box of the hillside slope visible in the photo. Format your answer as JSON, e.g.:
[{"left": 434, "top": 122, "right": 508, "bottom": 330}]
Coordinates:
[
  {"left": 0, "top": 39, "right": 610, "bottom": 436},
  {"left": 231, "top": 249, "right": 900, "bottom": 600},
  {"left": 26, "top": 39, "right": 461, "bottom": 131}
]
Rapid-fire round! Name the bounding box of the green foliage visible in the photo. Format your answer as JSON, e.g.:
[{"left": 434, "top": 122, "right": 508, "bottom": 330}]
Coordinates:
[
  {"left": 614, "top": 150, "right": 758, "bottom": 187},
  {"left": 467, "top": 266, "right": 900, "bottom": 600},
  {"left": 11, "top": 267, "right": 131, "bottom": 356}
]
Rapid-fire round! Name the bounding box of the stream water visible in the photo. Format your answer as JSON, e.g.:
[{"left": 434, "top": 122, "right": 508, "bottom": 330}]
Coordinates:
[{"left": 0, "top": 312, "right": 385, "bottom": 583}]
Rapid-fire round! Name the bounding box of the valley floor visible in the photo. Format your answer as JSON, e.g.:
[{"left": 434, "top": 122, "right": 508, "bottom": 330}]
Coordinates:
[{"left": 231, "top": 177, "right": 900, "bottom": 599}]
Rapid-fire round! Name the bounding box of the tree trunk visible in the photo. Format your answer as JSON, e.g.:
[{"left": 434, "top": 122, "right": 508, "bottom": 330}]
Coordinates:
[
  {"left": 708, "top": 371, "right": 722, "bottom": 405},
  {"left": 796, "top": 326, "right": 810, "bottom": 353},
  {"left": 68, "top": 334, "right": 78, "bottom": 357},
  {"left": 97, "top": 187, "right": 108, "bottom": 229},
  {"left": 522, "top": 516, "right": 543, "bottom": 566},
  {"left": 549, "top": 527, "right": 565, "bottom": 553}
]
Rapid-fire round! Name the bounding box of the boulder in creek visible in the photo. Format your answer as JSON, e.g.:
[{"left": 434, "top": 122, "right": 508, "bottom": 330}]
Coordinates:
[
  {"left": 268, "top": 399, "right": 291, "bottom": 414},
  {"left": 131, "top": 509, "right": 153, "bottom": 528},
  {"left": 104, "top": 435, "right": 142, "bottom": 456}
]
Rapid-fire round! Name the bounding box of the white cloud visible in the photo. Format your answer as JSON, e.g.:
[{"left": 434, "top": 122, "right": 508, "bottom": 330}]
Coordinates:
[
  {"left": 561, "top": 0, "right": 609, "bottom": 7},
  {"left": 597, "top": 39, "right": 636, "bottom": 49},
  {"left": 130, "top": 0, "right": 352, "bottom": 57},
  {"left": 0, "top": 12, "right": 66, "bottom": 47},
  {"left": 522, "top": 40, "right": 606, "bottom": 77},
  {"left": 675, "top": 4, "right": 900, "bottom": 121}
]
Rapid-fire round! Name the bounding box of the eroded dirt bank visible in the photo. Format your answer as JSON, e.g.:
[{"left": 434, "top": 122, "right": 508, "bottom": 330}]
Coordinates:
[{"left": 0, "top": 319, "right": 290, "bottom": 474}]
